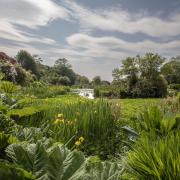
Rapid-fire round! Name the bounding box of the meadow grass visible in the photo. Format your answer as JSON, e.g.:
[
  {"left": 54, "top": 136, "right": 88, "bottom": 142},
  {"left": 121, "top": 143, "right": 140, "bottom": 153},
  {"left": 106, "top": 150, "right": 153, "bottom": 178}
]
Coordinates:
[{"left": 113, "top": 98, "right": 161, "bottom": 117}]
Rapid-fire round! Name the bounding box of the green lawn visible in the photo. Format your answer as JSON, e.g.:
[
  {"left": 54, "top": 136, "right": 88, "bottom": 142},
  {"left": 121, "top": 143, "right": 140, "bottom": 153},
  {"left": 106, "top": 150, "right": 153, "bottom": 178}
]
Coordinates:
[{"left": 111, "top": 98, "right": 162, "bottom": 122}]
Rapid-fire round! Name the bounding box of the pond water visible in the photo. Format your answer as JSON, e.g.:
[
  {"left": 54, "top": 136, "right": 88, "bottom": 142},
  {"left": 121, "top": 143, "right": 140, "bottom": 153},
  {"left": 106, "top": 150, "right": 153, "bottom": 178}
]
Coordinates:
[{"left": 71, "top": 89, "right": 94, "bottom": 99}]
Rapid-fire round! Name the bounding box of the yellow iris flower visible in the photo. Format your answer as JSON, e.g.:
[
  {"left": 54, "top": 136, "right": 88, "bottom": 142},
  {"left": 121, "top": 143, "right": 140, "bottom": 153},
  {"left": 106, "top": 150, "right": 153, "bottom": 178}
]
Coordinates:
[{"left": 75, "top": 141, "right": 81, "bottom": 146}]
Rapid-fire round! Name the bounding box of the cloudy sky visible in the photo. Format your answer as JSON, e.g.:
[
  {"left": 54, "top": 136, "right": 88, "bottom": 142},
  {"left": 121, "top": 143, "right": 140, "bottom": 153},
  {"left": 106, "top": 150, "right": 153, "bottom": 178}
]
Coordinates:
[{"left": 0, "top": 0, "right": 180, "bottom": 80}]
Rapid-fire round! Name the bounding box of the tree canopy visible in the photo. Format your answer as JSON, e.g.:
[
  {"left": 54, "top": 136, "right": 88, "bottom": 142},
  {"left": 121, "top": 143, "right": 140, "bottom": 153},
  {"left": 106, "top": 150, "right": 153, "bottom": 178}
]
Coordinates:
[{"left": 112, "top": 53, "right": 168, "bottom": 98}]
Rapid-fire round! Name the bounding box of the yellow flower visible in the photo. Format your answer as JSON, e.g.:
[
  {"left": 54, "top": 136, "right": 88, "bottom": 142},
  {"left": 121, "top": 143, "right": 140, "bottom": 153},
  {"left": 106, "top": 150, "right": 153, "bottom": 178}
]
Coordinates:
[
  {"left": 75, "top": 140, "right": 81, "bottom": 146},
  {"left": 53, "top": 119, "right": 59, "bottom": 124},
  {"left": 58, "top": 114, "right": 63, "bottom": 118},
  {"left": 67, "top": 120, "right": 73, "bottom": 125},
  {"left": 79, "top": 136, "right": 84, "bottom": 142},
  {"left": 53, "top": 119, "right": 64, "bottom": 125},
  {"left": 60, "top": 119, "right": 65, "bottom": 124}
]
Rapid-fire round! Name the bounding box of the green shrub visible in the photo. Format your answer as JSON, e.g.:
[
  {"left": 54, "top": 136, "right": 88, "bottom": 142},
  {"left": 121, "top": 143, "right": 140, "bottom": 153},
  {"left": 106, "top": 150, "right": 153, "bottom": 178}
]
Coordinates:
[
  {"left": 94, "top": 86, "right": 119, "bottom": 98},
  {"left": 0, "top": 62, "right": 34, "bottom": 86},
  {"left": 169, "top": 84, "right": 180, "bottom": 91},
  {"left": 23, "top": 82, "right": 70, "bottom": 98}
]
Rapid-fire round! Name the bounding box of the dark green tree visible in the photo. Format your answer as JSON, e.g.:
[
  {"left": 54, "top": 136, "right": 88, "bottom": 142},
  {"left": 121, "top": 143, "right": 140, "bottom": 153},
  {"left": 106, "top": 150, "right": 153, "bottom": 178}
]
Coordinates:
[
  {"left": 54, "top": 58, "right": 76, "bottom": 85},
  {"left": 161, "top": 56, "right": 180, "bottom": 84},
  {"left": 75, "top": 75, "right": 89, "bottom": 86},
  {"left": 112, "top": 53, "right": 167, "bottom": 98},
  {"left": 138, "top": 53, "right": 165, "bottom": 80},
  {"left": 92, "top": 76, "right": 101, "bottom": 86},
  {"left": 16, "top": 50, "right": 39, "bottom": 78}
]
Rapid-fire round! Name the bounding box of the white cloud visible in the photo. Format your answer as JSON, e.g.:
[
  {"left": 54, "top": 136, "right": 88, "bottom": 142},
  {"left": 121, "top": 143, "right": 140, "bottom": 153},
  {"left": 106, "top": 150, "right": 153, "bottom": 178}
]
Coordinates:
[
  {"left": 0, "top": 20, "right": 55, "bottom": 44},
  {"left": 1, "top": 0, "right": 180, "bottom": 80},
  {"left": 67, "top": 33, "right": 180, "bottom": 55},
  {"left": 0, "top": 0, "right": 70, "bottom": 44},
  {"left": 64, "top": 0, "right": 180, "bottom": 37},
  {"left": 0, "top": 0, "right": 70, "bottom": 28}
]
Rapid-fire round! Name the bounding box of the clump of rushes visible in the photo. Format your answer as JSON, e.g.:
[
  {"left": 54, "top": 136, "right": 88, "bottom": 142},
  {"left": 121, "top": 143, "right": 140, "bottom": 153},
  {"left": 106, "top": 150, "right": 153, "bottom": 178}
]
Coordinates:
[
  {"left": 49, "top": 99, "right": 120, "bottom": 159},
  {"left": 52, "top": 113, "right": 76, "bottom": 144},
  {"left": 125, "top": 132, "right": 180, "bottom": 180}
]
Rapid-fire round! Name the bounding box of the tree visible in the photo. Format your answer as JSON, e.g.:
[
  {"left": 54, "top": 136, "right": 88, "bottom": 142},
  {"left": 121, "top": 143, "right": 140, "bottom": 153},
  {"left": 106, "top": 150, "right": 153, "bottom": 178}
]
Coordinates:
[
  {"left": 138, "top": 53, "right": 165, "bottom": 80},
  {"left": 92, "top": 76, "right": 101, "bottom": 86},
  {"left": 75, "top": 75, "right": 89, "bottom": 86},
  {"left": 58, "top": 76, "right": 71, "bottom": 85},
  {"left": 101, "top": 80, "right": 110, "bottom": 86},
  {"left": 53, "top": 58, "right": 76, "bottom": 85},
  {"left": 16, "top": 50, "right": 39, "bottom": 78},
  {"left": 114, "top": 57, "right": 138, "bottom": 93},
  {"left": 33, "top": 54, "right": 43, "bottom": 64},
  {"left": 112, "top": 68, "right": 121, "bottom": 83},
  {"left": 161, "top": 56, "right": 180, "bottom": 84},
  {"left": 112, "top": 53, "right": 167, "bottom": 98}
]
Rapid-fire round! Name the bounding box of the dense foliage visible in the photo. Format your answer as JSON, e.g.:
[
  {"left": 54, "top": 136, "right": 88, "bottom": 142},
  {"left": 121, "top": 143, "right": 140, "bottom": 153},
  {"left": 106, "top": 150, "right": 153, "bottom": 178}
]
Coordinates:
[
  {"left": 0, "top": 51, "right": 180, "bottom": 179},
  {"left": 112, "top": 53, "right": 168, "bottom": 98}
]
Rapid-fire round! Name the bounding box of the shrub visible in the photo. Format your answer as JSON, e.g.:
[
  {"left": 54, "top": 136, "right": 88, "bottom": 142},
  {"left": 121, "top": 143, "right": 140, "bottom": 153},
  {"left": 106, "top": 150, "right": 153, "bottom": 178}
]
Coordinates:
[
  {"left": 0, "top": 61, "right": 34, "bottom": 86},
  {"left": 169, "top": 84, "right": 180, "bottom": 91},
  {"left": 23, "top": 82, "right": 70, "bottom": 98}
]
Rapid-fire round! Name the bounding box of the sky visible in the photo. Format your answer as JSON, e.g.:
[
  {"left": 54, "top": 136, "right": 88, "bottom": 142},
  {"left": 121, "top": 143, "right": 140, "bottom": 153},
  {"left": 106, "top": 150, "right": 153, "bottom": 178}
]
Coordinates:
[{"left": 0, "top": 0, "right": 180, "bottom": 81}]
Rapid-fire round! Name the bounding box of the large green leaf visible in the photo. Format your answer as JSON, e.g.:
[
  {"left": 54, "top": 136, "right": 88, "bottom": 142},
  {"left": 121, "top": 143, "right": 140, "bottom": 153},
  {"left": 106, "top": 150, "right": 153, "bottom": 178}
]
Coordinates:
[
  {"left": 6, "top": 142, "right": 85, "bottom": 180},
  {"left": 69, "top": 158, "right": 122, "bottom": 180}
]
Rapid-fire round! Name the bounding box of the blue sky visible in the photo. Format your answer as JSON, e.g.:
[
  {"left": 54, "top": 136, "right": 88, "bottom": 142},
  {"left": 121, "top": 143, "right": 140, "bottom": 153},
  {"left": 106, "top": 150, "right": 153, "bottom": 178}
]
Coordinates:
[{"left": 0, "top": 0, "right": 180, "bottom": 80}]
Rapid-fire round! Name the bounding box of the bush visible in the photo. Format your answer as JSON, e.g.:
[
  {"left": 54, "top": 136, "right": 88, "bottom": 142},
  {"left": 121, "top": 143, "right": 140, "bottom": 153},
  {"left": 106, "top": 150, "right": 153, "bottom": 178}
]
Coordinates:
[
  {"left": 23, "top": 82, "right": 70, "bottom": 98},
  {"left": 94, "top": 86, "right": 120, "bottom": 98},
  {"left": 0, "top": 62, "right": 34, "bottom": 86},
  {"left": 169, "top": 84, "right": 180, "bottom": 91}
]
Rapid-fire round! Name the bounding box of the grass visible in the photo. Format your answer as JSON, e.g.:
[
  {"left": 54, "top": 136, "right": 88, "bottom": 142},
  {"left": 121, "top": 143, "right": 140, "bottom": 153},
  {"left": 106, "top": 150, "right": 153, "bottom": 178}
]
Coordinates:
[{"left": 118, "top": 98, "right": 161, "bottom": 117}]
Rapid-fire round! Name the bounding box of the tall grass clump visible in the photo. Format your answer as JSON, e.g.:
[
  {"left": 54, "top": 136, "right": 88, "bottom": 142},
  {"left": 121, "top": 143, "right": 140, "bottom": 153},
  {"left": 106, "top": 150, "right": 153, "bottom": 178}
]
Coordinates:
[
  {"left": 49, "top": 99, "right": 120, "bottom": 159},
  {"left": 123, "top": 101, "right": 180, "bottom": 180},
  {"left": 125, "top": 132, "right": 180, "bottom": 180},
  {"left": 8, "top": 96, "right": 120, "bottom": 159}
]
